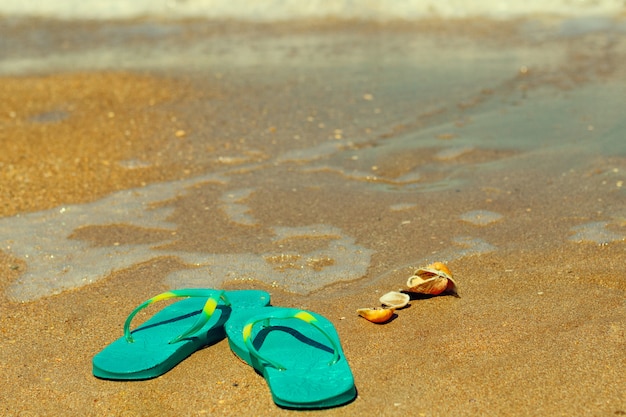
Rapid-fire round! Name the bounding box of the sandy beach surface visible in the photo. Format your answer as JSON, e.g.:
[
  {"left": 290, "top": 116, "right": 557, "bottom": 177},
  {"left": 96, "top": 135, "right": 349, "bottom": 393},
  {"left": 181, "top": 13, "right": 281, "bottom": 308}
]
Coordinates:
[{"left": 1, "top": 17, "right": 625, "bottom": 416}]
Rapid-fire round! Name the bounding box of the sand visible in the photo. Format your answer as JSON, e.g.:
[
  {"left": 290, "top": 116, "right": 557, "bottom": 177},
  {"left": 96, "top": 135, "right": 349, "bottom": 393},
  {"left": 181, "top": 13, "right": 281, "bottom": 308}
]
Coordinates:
[{"left": 1, "top": 17, "right": 625, "bottom": 416}]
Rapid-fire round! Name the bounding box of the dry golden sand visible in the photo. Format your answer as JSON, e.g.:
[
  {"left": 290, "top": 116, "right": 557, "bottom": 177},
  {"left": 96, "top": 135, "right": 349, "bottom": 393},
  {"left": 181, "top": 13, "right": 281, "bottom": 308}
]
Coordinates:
[
  {"left": 1, "top": 20, "right": 626, "bottom": 416},
  {"left": 0, "top": 72, "right": 203, "bottom": 216}
]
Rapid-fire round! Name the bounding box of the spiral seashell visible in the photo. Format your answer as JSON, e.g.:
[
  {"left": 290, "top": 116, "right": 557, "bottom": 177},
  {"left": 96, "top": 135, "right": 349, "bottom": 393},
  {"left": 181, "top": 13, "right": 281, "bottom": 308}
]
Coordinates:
[{"left": 406, "top": 262, "right": 458, "bottom": 295}]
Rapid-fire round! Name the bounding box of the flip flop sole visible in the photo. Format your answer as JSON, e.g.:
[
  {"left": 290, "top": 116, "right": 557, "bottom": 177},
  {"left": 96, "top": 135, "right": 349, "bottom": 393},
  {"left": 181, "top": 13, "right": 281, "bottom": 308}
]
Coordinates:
[
  {"left": 226, "top": 306, "right": 357, "bottom": 409},
  {"left": 93, "top": 289, "right": 270, "bottom": 380}
]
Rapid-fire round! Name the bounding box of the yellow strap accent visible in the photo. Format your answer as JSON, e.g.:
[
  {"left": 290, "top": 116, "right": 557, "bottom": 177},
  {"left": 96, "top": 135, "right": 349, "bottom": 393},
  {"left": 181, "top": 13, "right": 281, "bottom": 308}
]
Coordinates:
[
  {"left": 151, "top": 291, "right": 177, "bottom": 303},
  {"left": 202, "top": 297, "right": 218, "bottom": 315},
  {"left": 293, "top": 311, "right": 317, "bottom": 323},
  {"left": 243, "top": 323, "right": 253, "bottom": 342}
]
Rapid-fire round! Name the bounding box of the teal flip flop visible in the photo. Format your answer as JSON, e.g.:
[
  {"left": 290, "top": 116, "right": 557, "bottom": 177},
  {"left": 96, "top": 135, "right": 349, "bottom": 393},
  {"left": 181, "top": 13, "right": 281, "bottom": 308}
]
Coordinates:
[
  {"left": 226, "top": 306, "right": 357, "bottom": 409},
  {"left": 93, "top": 288, "right": 270, "bottom": 380}
]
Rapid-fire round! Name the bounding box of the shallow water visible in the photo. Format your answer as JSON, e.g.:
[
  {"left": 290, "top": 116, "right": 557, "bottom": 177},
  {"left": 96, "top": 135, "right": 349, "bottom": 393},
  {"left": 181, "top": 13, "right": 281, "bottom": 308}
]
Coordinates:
[{"left": 1, "top": 18, "right": 625, "bottom": 302}]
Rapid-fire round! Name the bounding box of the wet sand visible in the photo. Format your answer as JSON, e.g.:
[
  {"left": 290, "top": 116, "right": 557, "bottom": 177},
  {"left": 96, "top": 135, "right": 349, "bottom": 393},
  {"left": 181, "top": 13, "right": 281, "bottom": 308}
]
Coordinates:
[{"left": 1, "top": 18, "right": 625, "bottom": 416}]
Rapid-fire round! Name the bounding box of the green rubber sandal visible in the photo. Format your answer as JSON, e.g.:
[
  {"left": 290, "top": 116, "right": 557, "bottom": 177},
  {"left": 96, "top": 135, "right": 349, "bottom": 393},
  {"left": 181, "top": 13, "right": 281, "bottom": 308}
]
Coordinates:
[
  {"left": 226, "top": 306, "right": 357, "bottom": 409},
  {"left": 93, "top": 289, "right": 270, "bottom": 380}
]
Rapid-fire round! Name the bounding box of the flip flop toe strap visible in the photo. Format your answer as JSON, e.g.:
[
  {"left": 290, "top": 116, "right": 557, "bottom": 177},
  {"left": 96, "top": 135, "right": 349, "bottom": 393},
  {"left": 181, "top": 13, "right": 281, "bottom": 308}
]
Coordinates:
[
  {"left": 242, "top": 310, "right": 340, "bottom": 371},
  {"left": 124, "top": 289, "right": 230, "bottom": 344}
]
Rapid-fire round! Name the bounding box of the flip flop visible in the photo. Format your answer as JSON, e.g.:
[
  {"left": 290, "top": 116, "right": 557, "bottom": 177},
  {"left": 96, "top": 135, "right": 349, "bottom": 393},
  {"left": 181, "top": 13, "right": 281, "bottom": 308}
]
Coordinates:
[
  {"left": 226, "top": 306, "right": 357, "bottom": 409},
  {"left": 93, "top": 288, "right": 270, "bottom": 380}
]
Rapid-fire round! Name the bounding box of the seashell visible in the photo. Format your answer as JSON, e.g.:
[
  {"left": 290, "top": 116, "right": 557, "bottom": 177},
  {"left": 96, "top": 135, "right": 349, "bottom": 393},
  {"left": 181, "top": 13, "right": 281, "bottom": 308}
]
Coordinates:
[
  {"left": 379, "top": 291, "right": 410, "bottom": 309},
  {"left": 406, "top": 262, "right": 458, "bottom": 295},
  {"left": 416, "top": 261, "right": 453, "bottom": 280},
  {"left": 357, "top": 307, "right": 395, "bottom": 323}
]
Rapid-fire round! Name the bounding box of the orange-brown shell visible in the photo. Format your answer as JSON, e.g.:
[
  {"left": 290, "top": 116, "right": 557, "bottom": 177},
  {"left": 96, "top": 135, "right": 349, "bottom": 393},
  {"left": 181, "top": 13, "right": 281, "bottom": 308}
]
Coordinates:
[
  {"left": 406, "top": 262, "right": 457, "bottom": 295},
  {"left": 416, "top": 262, "right": 453, "bottom": 280},
  {"left": 357, "top": 307, "right": 395, "bottom": 323}
]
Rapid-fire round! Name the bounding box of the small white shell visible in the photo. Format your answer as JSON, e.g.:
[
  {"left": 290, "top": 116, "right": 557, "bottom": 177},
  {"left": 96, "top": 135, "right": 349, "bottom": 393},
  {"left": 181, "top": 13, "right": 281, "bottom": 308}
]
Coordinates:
[{"left": 379, "top": 291, "right": 410, "bottom": 309}]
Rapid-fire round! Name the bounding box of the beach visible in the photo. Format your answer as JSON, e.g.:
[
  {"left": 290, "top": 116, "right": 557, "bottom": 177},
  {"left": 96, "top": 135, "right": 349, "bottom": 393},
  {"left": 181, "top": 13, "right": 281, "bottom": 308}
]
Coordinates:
[{"left": 1, "top": 15, "right": 625, "bottom": 416}]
